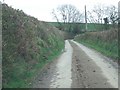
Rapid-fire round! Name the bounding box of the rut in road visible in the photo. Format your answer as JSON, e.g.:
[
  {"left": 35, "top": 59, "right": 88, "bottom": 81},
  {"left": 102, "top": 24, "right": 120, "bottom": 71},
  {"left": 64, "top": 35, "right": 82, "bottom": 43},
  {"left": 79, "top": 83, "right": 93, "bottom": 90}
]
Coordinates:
[
  {"left": 32, "top": 40, "right": 118, "bottom": 88},
  {"left": 70, "top": 40, "right": 118, "bottom": 88}
]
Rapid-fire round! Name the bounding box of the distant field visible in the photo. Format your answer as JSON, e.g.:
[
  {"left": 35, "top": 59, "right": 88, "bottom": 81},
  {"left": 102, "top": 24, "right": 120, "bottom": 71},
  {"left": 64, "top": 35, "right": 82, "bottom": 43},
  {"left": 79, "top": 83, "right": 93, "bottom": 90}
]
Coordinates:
[{"left": 47, "top": 22, "right": 115, "bottom": 32}]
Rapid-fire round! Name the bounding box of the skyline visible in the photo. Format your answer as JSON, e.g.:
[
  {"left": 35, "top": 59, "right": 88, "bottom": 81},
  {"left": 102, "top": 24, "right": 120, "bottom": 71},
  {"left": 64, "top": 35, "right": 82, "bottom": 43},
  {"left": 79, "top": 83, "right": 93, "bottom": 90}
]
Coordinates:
[{"left": 1, "top": 0, "right": 119, "bottom": 22}]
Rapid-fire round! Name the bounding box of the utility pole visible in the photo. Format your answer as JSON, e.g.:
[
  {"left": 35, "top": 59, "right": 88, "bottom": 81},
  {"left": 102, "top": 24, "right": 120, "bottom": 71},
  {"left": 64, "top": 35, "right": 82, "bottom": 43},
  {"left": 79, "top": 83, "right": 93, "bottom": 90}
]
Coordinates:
[
  {"left": 118, "top": 1, "right": 120, "bottom": 24},
  {"left": 85, "top": 5, "right": 87, "bottom": 32},
  {"left": 2, "top": 0, "right": 5, "bottom": 3}
]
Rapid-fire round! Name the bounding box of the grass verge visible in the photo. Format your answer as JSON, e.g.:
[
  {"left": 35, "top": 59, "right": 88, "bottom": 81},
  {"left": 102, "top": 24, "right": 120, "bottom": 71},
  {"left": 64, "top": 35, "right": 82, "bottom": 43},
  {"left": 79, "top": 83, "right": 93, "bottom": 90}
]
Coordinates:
[
  {"left": 5, "top": 44, "right": 64, "bottom": 88},
  {"left": 74, "top": 30, "right": 118, "bottom": 61}
]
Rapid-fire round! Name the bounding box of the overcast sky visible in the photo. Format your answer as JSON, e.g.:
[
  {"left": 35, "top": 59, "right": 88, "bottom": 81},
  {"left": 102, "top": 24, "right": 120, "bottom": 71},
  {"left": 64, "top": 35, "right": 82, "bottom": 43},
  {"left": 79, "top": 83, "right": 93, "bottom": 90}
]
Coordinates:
[{"left": 1, "top": 0, "right": 119, "bottom": 22}]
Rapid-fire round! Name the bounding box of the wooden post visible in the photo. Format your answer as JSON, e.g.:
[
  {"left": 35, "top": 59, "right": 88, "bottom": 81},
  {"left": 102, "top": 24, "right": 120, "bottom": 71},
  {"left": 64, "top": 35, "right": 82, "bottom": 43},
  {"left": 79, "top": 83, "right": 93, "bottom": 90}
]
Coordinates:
[
  {"left": 85, "top": 5, "right": 87, "bottom": 32},
  {"left": 118, "top": 1, "right": 120, "bottom": 63},
  {"left": 3, "top": 0, "right": 5, "bottom": 3},
  {"left": 118, "top": 1, "right": 120, "bottom": 24}
]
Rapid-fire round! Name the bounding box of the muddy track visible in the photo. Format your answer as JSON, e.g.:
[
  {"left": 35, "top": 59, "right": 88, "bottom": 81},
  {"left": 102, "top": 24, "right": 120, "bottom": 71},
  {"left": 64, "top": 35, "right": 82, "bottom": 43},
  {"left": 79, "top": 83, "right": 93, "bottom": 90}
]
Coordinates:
[
  {"left": 70, "top": 41, "right": 115, "bottom": 88},
  {"left": 32, "top": 40, "right": 118, "bottom": 88}
]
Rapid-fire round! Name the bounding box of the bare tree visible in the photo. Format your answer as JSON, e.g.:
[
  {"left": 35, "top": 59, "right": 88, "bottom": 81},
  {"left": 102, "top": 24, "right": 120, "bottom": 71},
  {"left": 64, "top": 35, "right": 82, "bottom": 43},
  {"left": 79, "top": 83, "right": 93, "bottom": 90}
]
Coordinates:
[
  {"left": 87, "top": 4, "right": 119, "bottom": 30},
  {"left": 92, "top": 4, "right": 105, "bottom": 24},
  {"left": 56, "top": 4, "right": 83, "bottom": 23},
  {"left": 90, "top": 4, "right": 118, "bottom": 25},
  {"left": 105, "top": 5, "right": 118, "bottom": 25},
  {"left": 52, "top": 9, "right": 63, "bottom": 29},
  {"left": 87, "top": 11, "right": 98, "bottom": 23},
  {"left": 52, "top": 4, "right": 83, "bottom": 32}
]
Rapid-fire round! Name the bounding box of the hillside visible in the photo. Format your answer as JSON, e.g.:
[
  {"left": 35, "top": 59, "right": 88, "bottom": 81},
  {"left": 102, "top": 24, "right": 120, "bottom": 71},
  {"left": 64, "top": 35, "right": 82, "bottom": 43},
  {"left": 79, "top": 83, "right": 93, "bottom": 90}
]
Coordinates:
[{"left": 2, "top": 4, "right": 64, "bottom": 88}]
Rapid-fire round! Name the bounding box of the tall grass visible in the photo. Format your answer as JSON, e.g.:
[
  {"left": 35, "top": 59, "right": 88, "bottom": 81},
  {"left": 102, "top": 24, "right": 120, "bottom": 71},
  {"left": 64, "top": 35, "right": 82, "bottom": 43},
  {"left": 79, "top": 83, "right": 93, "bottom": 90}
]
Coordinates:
[{"left": 74, "top": 29, "right": 118, "bottom": 60}]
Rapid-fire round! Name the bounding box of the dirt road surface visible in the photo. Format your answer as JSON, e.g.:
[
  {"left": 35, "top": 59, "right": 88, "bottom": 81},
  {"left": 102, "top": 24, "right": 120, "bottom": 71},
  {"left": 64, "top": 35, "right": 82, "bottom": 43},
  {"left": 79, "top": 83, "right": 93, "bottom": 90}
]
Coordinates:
[{"left": 32, "top": 40, "right": 118, "bottom": 88}]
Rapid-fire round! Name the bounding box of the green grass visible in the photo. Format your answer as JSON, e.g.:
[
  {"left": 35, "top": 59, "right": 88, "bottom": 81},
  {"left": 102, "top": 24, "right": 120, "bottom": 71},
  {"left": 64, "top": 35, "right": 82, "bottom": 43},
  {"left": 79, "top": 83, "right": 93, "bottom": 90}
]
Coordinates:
[
  {"left": 77, "top": 40, "right": 118, "bottom": 59},
  {"left": 4, "top": 45, "right": 64, "bottom": 88},
  {"left": 74, "top": 31, "right": 118, "bottom": 60}
]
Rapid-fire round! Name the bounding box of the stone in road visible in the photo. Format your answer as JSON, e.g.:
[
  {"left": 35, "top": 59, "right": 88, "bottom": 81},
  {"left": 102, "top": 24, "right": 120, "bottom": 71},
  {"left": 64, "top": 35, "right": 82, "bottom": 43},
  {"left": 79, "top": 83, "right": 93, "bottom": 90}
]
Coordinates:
[{"left": 32, "top": 40, "right": 118, "bottom": 88}]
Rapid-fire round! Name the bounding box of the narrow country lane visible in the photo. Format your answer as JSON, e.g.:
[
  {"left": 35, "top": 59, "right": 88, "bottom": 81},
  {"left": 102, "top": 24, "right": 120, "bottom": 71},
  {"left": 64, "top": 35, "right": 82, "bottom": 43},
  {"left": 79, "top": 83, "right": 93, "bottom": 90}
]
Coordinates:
[{"left": 32, "top": 40, "right": 118, "bottom": 88}]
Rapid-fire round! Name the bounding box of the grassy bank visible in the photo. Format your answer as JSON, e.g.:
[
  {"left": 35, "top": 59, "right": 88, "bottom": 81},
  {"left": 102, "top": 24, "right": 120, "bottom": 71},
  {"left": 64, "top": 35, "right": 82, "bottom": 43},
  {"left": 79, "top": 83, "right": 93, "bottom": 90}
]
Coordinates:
[
  {"left": 2, "top": 4, "right": 64, "bottom": 88},
  {"left": 74, "top": 29, "right": 118, "bottom": 60}
]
